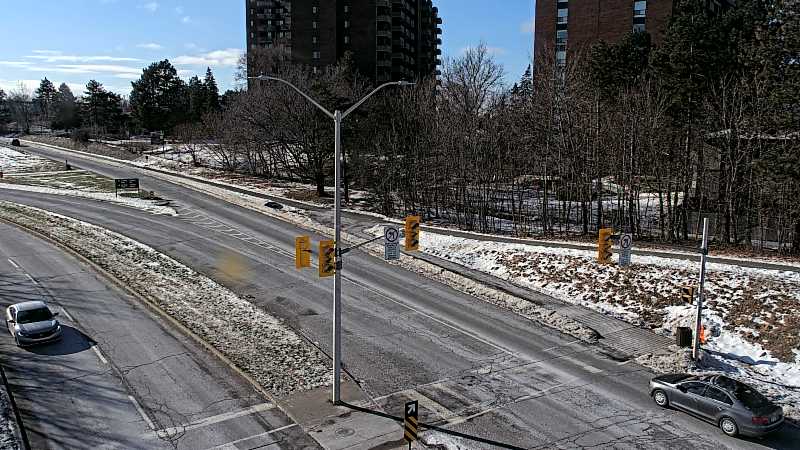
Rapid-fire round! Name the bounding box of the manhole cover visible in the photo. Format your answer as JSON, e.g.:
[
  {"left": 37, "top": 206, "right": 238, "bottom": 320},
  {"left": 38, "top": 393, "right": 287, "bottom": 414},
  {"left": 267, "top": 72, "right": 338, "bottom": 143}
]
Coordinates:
[{"left": 335, "top": 427, "right": 355, "bottom": 437}]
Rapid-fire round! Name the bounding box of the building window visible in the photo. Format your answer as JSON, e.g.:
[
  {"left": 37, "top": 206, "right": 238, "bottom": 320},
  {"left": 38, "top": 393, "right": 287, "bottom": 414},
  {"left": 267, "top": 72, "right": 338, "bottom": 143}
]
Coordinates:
[
  {"left": 312, "top": 36, "right": 318, "bottom": 44},
  {"left": 557, "top": 8, "right": 568, "bottom": 24},
  {"left": 344, "top": 36, "right": 350, "bottom": 44},
  {"left": 633, "top": 1, "right": 647, "bottom": 18},
  {"left": 344, "top": 5, "right": 350, "bottom": 13},
  {"left": 556, "top": 30, "right": 567, "bottom": 44},
  {"left": 344, "top": 20, "right": 350, "bottom": 29},
  {"left": 312, "top": 6, "right": 318, "bottom": 14},
  {"left": 312, "top": 21, "right": 317, "bottom": 29},
  {"left": 313, "top": 51, "right": 320, "bottom": 59},
  {"left": 633, "top": 23, "right": 646, "bottom": 32},
  {"left": 556, "top": 50, "right": 566, "bottom": 66}
]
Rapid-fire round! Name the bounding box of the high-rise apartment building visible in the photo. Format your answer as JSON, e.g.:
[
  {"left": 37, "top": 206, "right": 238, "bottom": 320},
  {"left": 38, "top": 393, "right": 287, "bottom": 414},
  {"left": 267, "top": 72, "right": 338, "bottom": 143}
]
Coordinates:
[
  {"left": 246, "top": 0, "right": 442, "bottom": 82},
  {"left": 534, "top": 0, "right": 733, "bottom": 67}
]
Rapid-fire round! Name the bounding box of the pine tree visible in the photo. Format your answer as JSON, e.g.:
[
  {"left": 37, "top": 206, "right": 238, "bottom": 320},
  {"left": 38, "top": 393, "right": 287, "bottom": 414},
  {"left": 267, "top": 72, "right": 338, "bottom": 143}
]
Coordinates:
[
  {"left": 129, "top": 59, "right": 189, "bottom": 132},
  {"left": 34, "top": 78, "right": 58, "bottom": 128},
  {"left": 81, "top": 80, "right": 123, "bottom": 135},
  {"left": 53, "top": 83, "right": 79, "bottom": 130},
  {"left": 203, "top": 67, "right": 220, "bottom": 113},
  {"left": 187, "top": 75, "right": 205, "bottom": 122}
]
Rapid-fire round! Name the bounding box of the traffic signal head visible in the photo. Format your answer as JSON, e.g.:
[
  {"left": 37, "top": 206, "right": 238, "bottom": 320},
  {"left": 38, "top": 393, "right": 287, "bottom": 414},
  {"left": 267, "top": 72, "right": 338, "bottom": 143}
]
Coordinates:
[
  {"left": 597, "top": 228, "right": 613, "bottom": 264},
  {"left": 319, "top": 240, "right": 336, "bottom": 277},
  {"left": 681, "top": 286, "right": 695, "bottom": 303},
  {"left": 295, "top": 236, "right": 311, "bottom": 269},
  {"left": 405, "top": 216, "right": 421, "bottom": 251}
]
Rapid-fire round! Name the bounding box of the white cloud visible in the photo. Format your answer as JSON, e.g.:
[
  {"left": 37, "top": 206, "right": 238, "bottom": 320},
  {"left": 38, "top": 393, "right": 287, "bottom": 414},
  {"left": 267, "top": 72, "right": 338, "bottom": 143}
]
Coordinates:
[
  {"left": 26, "top": 54, "right": 143, "bottom": 63},
  {"left": 181, "top": 16, "right": 191, "bottom": 23},
  {"left": 175, "top": 6, "right": 184, "bottom": 14},
  {"left": 142, "top": 1, "right": 159, "bottom": 12},
  {"left": 137, "top": 43, "right": 163, "bottom": 50},
  {"left": 31, "top": 50, "right": 63, "bottom": 55},
  {"left": 459, "top": 46, "right": 508, "bottom": 56},
  {"left": 173, "top": 48, "right": 241, "bottom": 67}
]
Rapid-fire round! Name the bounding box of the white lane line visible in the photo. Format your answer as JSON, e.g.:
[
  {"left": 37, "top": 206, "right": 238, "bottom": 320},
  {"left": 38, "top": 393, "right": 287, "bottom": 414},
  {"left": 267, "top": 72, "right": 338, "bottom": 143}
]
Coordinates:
[
  {"left": 560, "top": 354, "right": 603, "bottom": 374},
  {"left": 24, "top": 274, "right": 38, "bottom": 285},
  {"left": 7, "top": 258, "right": 19, "bottom": 269},
  {"left": 129, "top": 395, "right": 156, "bottom": 431},
  {"left": 60, "top": 307, "right": 75, "bottom": 322},
  {"left": 91, "top": 345, "right": 109, "bottom": 364},
  {"left": 154, "top": 402, "right": 276, "bottom": 437},
  {"left": 202, "top": 423, "right": 298, "bottom": 450}
]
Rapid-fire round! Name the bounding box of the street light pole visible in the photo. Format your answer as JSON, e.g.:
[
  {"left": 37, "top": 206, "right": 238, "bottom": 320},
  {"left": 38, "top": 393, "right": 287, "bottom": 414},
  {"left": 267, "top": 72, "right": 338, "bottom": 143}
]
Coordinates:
[
  {"left": 248, "top": 75, "right": 413, "bottom": 404},
  {"left": 692, "top": 217, "right": 709, "bottom": 360}
]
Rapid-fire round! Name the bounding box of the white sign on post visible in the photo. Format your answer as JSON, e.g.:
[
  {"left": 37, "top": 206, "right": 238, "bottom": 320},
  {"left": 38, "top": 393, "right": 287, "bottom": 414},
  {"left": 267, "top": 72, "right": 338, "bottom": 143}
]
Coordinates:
[
  {"left": 619, "top": 233, "right": 633, "bottom": 267},
  {"left": 384, "top": 225, "right": 400, "bottom": 261}
]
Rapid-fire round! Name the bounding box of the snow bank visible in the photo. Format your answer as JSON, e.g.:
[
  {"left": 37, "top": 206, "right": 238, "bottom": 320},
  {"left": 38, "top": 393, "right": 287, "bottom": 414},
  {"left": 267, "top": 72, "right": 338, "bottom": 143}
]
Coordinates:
[
  {"left": 0, "top": 183, "right": 177, "bottom": 216},
  {"left": 0, "top": 146, "right": 59, "bottom": 173},
  {"left": 0, "top": 381, "right": 21, "bottom": 450},
  {"left": 0, "top": 202, "right": 329, "bottom": 397}
]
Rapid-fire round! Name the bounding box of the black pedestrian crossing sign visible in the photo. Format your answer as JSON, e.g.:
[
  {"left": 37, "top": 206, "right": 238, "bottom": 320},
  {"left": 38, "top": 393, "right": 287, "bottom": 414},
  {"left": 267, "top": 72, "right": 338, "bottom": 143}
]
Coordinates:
[{"left": 404, "top": 400, "right": 418, "bottom": 444}]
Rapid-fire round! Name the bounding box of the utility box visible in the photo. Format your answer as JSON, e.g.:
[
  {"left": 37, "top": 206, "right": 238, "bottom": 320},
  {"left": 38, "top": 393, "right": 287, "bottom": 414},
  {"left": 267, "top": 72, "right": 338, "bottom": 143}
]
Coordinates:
[{"left": 676, "top": 327, "right": 693, "bottom": 348}]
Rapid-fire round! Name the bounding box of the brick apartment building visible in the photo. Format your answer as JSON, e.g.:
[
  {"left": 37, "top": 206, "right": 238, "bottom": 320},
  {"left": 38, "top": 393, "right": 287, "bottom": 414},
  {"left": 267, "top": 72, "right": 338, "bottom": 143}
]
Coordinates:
[
  {"left": 246, "top": 0, "right": 442, "bottom": 82},
  {"left": 534, "top": 0, "right": 733, "bottom": 67}
]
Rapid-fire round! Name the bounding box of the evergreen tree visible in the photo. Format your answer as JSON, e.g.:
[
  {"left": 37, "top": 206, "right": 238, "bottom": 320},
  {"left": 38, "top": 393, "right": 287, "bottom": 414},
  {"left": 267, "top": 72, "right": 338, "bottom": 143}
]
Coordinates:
[
  {"left": 589, "top": 31, "right": 652, "bottom": 101},
  {"left": 129, "top": 59, "right": 189, "bottom": 132},
  {"left": 33, "top": 78, "right": 58, "bottom": 127},
  {"left": 187, "top": 75, "right": 206, "bottom": 122},
  {"left": 203, "top": 67, "right": 220, "bottom": 113},
  {"left": 0, "top": 89, "right": 9, "bottom": 132},
  {"left": 81, "top": 80, "right": 123, "bottom": 135},
  {"left": 53, "top": 83, "right": 79, "bottom": 130}
]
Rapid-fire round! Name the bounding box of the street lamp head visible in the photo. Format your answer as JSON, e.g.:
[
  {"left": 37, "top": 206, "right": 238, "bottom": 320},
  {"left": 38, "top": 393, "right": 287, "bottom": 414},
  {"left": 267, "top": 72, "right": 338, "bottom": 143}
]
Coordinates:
[{"left": 396, "top": 80, "right": 416, "bottom": 87}]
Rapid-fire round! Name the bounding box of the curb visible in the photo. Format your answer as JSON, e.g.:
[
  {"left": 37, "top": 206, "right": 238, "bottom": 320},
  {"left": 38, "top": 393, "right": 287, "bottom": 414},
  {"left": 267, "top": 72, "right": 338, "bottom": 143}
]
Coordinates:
[
  {"left": 0, "top": 363, "right": 29, "bottom": 450},
  {"left": 0, "top": 215, "right": 306, "bottom": 429}
]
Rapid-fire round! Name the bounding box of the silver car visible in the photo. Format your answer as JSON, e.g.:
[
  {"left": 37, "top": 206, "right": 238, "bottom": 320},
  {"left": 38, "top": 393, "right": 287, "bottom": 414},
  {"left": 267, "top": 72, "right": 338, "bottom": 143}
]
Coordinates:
[
  {"left": 6, "top": 301, "right": 62, "bottom": 347},
  {"left": 650, "top": 373, "right": 784, "bottom": 437}
]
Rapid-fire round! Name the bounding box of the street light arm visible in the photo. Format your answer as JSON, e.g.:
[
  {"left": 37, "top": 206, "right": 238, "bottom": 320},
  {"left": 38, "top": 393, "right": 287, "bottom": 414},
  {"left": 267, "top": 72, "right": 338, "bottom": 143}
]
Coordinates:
[
  {"left": 341, "top": 81, "right": 414, "bottom": 119},
  {"left": 249, "top": 75, "right": 335, "bottom": 119}
]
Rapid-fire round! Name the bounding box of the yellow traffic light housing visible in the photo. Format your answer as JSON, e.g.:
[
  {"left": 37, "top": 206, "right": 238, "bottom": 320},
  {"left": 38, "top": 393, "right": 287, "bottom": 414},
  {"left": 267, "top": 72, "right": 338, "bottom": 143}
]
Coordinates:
[
  {"left": 405, "top": 216, "right": 421, "bottom": 251},
  {"left": 295, "top": 236, "right": 311, "bottom": 269},
  {"left": 319, "top": 240, "right": 336, "bottom": 277},
  {"left": 598, "top": 228, "right": 613, "bottom": 264},
  {"left": 681, "top": 286, "right": 696, "bottom": 304}
]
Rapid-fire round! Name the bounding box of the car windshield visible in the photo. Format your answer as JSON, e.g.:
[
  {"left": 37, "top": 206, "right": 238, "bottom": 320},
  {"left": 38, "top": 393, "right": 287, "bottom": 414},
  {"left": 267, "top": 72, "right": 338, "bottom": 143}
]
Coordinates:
[
  {"left": 16, "top": 308, "right": 53, "bottom": 324},
  {"left": 735, "top": 384, "right": 770, "bottom": 409}
]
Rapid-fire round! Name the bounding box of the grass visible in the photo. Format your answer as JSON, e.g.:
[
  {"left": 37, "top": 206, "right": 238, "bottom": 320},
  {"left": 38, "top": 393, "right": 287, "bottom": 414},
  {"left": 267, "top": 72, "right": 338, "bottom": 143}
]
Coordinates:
[{"left": 1, "top": 170, "right": 118, "bottom": 193}]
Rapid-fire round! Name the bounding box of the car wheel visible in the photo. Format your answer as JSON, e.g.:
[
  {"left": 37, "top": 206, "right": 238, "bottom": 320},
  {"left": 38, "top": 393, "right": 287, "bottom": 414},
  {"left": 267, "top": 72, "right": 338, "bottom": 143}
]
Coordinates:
[
  {"left": 719, "top": 417, "right": 738, "bottom": 437},
  {"left": 652, "top": 389, "right": 669, "bottom": 408}
]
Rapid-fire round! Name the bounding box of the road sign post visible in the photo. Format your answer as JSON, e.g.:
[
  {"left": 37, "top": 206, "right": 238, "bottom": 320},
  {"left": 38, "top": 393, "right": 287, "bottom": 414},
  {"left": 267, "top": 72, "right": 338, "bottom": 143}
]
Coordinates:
[
  {"left": 384, "top": 225, "right": 400, "bottom": 261},
  {"left": 619, "top": 233, "right": 632, "bottom": 267},
  {"left": 404, "top": 400, "right": 418, "bottom": 447},
  {"left": 693, "top": 218, "right": 710, "bottom": 360}
]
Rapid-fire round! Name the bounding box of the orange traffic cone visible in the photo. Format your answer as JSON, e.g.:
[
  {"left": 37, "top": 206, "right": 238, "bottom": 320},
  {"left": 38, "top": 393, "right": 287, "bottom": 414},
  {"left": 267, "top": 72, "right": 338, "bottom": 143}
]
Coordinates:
[{"left": 699, "top": 326, "right": 708, "bottom": 344}]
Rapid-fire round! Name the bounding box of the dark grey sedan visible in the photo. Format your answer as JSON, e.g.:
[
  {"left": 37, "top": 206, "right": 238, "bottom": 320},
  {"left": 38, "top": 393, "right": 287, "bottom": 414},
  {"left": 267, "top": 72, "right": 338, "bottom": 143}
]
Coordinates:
[
  {"left": 650, "top": 373, "right": 784, "bottom": 437},
  {"left": 5, "top": 301, "right": 62, "bottom": 347}
]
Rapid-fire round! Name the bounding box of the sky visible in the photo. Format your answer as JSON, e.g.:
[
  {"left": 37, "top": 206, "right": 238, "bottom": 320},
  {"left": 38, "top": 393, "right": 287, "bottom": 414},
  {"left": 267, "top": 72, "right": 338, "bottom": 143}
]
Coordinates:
[{"left": 0, "top": 0, "right": 535, "bottom": 97}]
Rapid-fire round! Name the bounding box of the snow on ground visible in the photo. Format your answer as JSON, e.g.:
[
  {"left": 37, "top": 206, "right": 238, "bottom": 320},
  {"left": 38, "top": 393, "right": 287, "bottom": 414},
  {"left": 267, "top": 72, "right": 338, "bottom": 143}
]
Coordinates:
[
  {"left": 0, "top": 146, "right": 62, "bottom": 173},
  {"left": 0, "top": 201, "right": 329, "bottom": 397},
  {"left": 0, "top": 183, "right": 177, "bottom": 216},
  {"left": 0, "top": 382, "right": 20, "bottom": 450},
  {"left": 410, "top": 229, "right": 800, "bottom": 419}
]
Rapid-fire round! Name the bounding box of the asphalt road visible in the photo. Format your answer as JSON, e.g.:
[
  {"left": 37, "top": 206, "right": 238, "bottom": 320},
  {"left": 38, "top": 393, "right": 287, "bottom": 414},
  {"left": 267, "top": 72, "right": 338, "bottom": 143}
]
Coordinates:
[
  {"left": 0, "top": 221, "right": 319, "bottom": 450},
  {"left": 2, "top": 141, "right": 798, "bottom": 449}
]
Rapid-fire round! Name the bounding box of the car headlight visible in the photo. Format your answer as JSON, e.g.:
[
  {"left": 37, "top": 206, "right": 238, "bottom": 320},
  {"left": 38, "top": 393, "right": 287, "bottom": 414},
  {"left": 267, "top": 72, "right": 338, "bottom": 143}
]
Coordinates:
[{"left": 16, "top": 329, "right": 28, "bottom": 337}]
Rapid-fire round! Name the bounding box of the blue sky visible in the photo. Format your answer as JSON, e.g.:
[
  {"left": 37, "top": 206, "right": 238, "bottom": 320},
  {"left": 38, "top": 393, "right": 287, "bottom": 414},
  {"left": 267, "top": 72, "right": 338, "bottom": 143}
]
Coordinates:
[{"left": 0, "top": 0, "right": 534, "bottom": 97}]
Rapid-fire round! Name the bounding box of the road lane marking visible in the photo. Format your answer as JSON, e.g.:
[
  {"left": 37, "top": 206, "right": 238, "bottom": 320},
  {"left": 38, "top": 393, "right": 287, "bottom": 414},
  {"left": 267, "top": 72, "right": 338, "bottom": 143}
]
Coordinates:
[
  {"left": 153, "top": 402, "right": 276, "bottom": 437},
  {"left": 202, "top": 424, "right": 297, "bottom": 450},
  {"left": 91, "top": 345, "right": 108, "bottom": 364},
  {"left": 24, "top": 274, "right": 38, "bottom": 285},
  {"left": 7, "top": 258, "right": 19, "bottom": 269},
  {"left": 60, "top": 307, "right": 75, "bottom": 321},
  {"left": 129, "top": 395, "right": 156, "bottom": 431}
]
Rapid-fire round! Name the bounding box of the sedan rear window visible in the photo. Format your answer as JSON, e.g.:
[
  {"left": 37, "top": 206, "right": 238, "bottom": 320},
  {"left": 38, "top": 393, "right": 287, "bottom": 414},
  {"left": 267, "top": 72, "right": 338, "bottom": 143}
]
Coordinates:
[
  {"left": 16, "top": 308, "right": 53, "bottom": 324},
  {"left": 736, "top": 385, "right": 770, "bottom": 409}
]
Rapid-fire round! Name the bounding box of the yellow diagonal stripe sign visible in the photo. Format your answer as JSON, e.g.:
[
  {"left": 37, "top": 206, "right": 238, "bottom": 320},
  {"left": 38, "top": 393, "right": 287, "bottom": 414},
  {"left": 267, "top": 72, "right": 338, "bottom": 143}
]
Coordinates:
[{"left": 404, "top": 400, "right": 418, "bottom": 443}]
